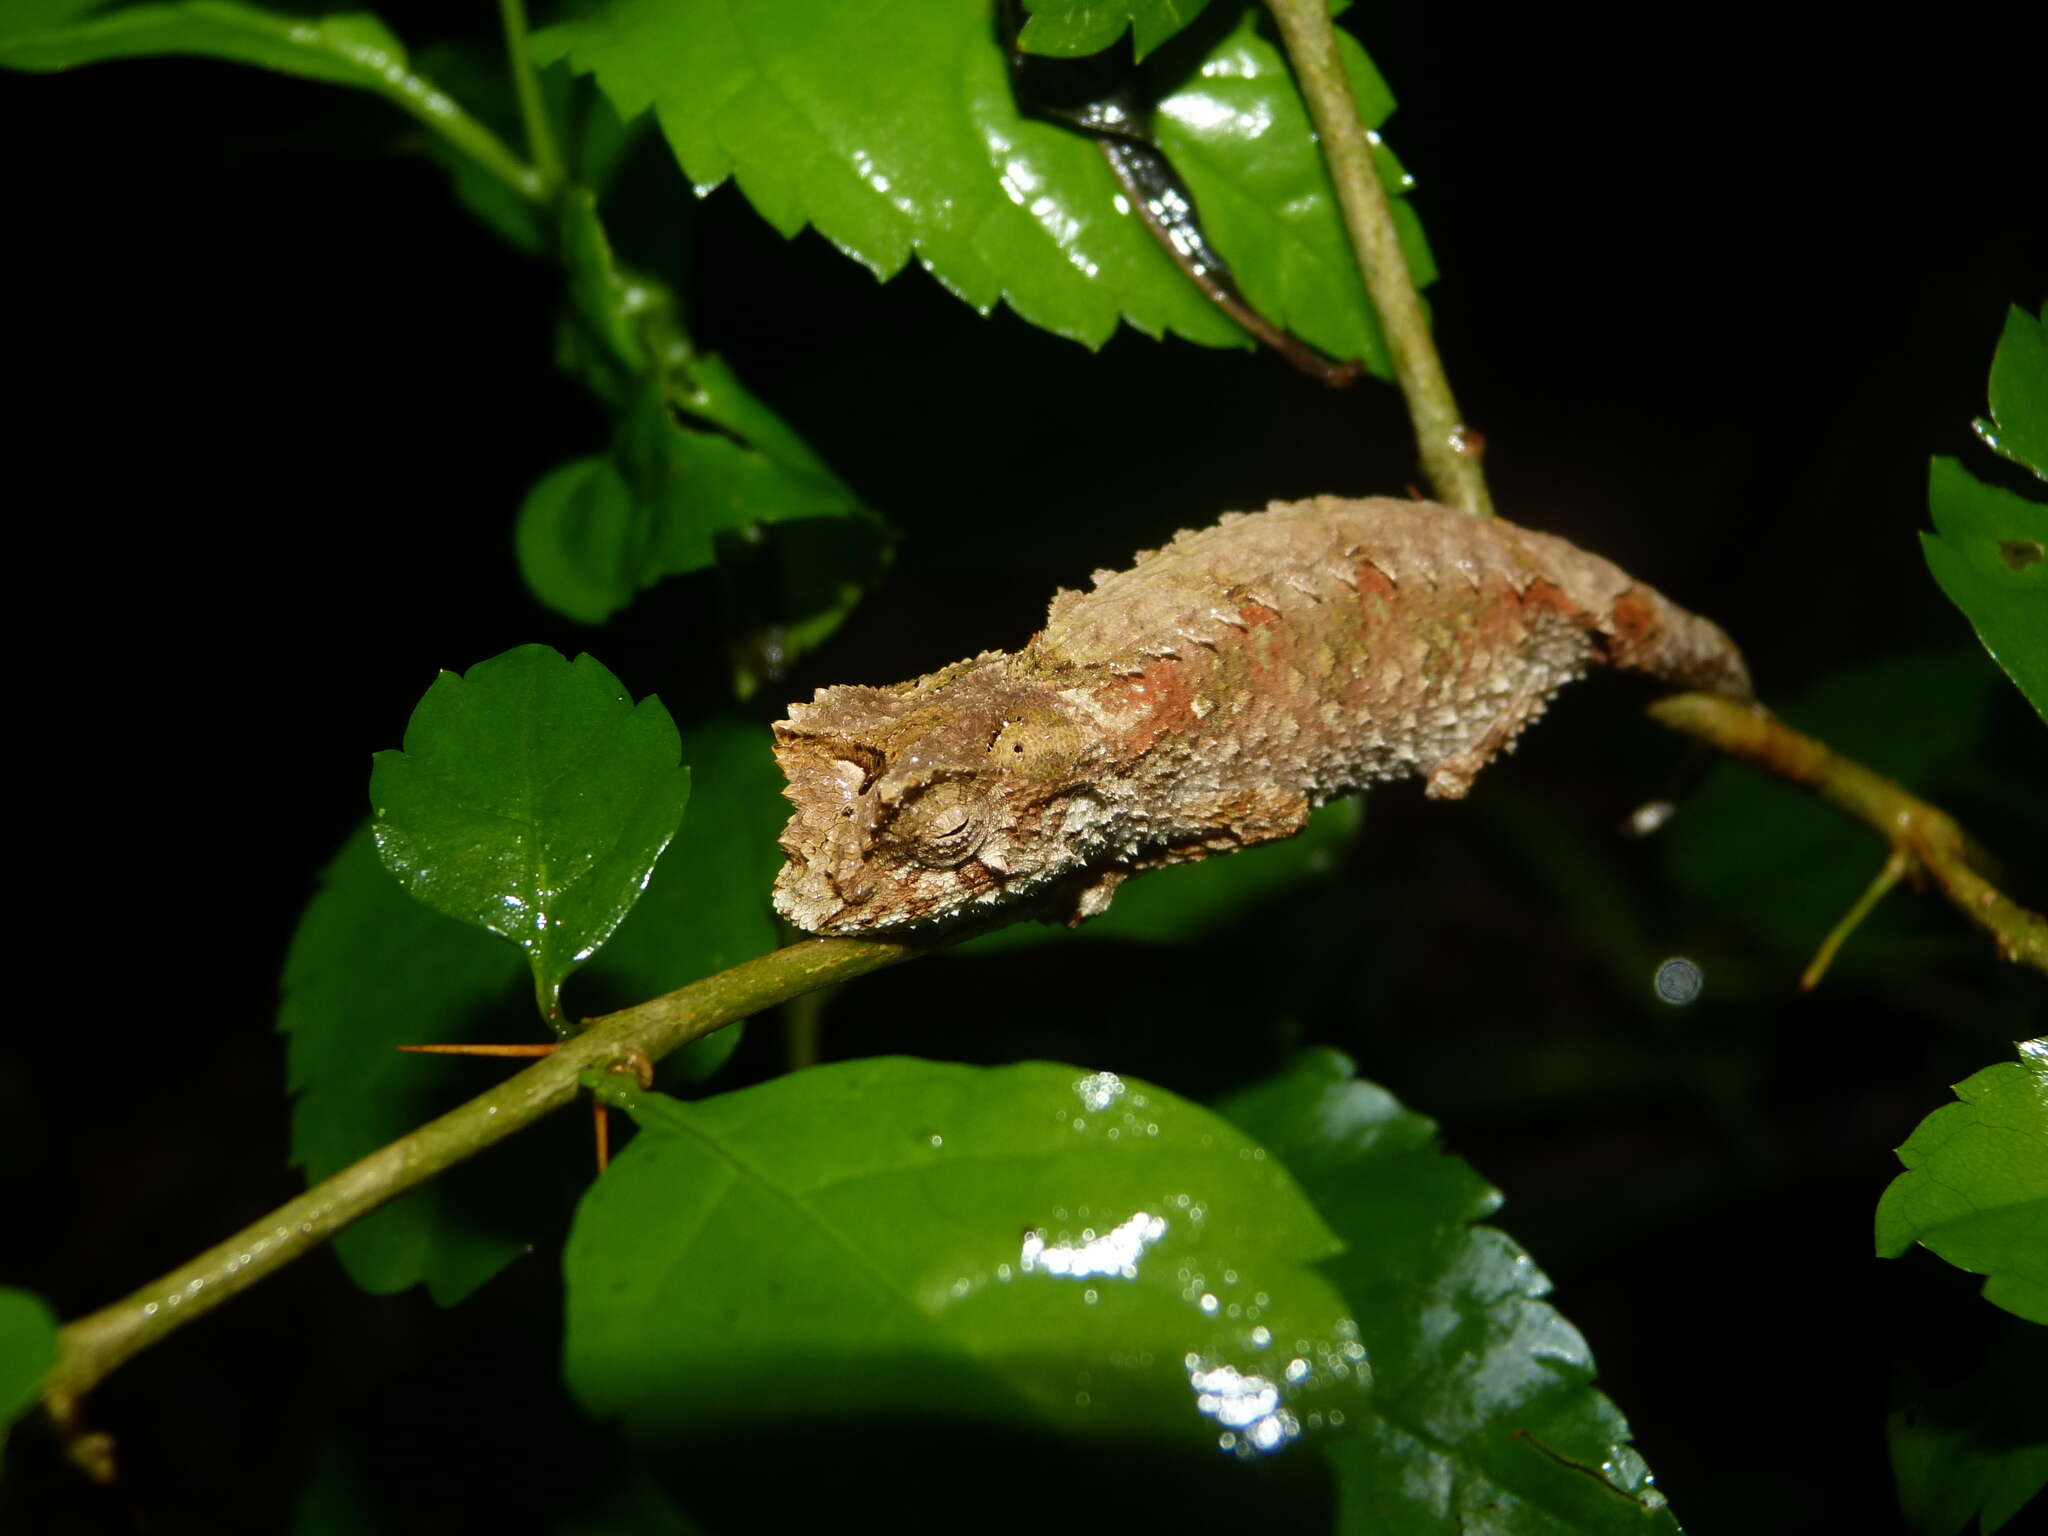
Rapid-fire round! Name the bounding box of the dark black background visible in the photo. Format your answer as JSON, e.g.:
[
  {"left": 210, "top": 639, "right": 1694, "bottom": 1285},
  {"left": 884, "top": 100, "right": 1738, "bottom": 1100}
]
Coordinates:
[{"left": 2, "top": 3, "right": 2043, "bottom": 1532}]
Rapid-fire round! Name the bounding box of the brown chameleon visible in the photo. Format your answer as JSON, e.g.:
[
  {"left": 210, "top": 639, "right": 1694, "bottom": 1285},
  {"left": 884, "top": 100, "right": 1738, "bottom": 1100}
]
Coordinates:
[{"left": 772, "top": 496, "right": 1751, "bottom": 935}]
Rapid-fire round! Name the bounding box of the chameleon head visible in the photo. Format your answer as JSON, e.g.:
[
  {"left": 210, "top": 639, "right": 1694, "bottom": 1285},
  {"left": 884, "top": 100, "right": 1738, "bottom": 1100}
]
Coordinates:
[{"left": 771, "top": 658, "right": 1107, "bottom": 934}]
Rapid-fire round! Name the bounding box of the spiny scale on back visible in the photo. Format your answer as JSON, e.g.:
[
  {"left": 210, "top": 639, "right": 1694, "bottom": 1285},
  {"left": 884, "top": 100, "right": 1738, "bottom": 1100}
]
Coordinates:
[{"left": 772, "top": 496, "right": 1751, "bottom": 936}]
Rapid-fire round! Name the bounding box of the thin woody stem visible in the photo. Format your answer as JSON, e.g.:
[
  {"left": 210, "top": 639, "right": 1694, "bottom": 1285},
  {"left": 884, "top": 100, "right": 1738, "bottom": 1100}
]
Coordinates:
[
  {"left": 1649, "top": 693, "right": 2048, "bottom": 976},
  {"left": 1263, "top": 0, "right": 1493, "bottom": 517},
  {"left": 41, "top": 934, "right": 923, "bottom": 1472}
]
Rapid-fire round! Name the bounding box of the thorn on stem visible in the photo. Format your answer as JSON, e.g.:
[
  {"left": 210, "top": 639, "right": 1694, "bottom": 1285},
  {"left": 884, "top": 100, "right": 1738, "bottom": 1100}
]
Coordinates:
[{"left": 592, "top": 1050, "right": 654, "bottom": 1173}]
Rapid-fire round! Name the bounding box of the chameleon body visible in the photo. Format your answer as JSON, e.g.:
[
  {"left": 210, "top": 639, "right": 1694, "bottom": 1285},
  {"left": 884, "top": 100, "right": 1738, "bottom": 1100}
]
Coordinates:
[{"left": 772, "top": 496, "right": 1751, "bottom": 935}]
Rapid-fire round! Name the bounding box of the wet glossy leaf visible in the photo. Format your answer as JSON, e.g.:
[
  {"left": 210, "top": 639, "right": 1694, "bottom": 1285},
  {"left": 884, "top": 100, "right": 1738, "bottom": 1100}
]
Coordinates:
[
  {"left": 566, "top": 715, "right": 789, "bottom": 1083},
  {"left": 536, "top": 1, "right": 1427, "bottom": 369},
  {"left": 531, "top": 0, "right": 1241, "bottom": 351},
  {"left": 1218, "top": 1050, "right": 1680, "bottom": 1534},
  {"left": 1923, "top": 459, "right": 2048, "bottom": 724},
  {"left": 566, "top": 1060, "right": 1368, "bottom": 1459},
  {"left": 1018, "top": 0, "right": 1215, "bottom": 60},
  {"left": 0, "top": 1286, "right": 59, "bottom": 1452},
  {"left": 370, "top": 645, "right": 690, "bottom": 1016},
  {"left": 0, "top": 1, "right": 409, "bottom": 86},
  {"left": 1876, "top": 1039, "right": 2048, "bottom": 1326},
  {"left": 1888, "top": 1327, "right": 2048, "bottom": 1536},
  {"left": 285, "top": 709, "right": 770, "bottom": 1307},
  {"left": 965, "top": 797, "right": 1361, "bottom": 953},
  {"left": 1155, "top": 6, "right": 1434, "bottom": 374},
  {"left": 1975, "top": 303, "right": 2048, "bottom": 480},
  {"left": 280, "top": 826, "right": 538, "bottom": 1303}
]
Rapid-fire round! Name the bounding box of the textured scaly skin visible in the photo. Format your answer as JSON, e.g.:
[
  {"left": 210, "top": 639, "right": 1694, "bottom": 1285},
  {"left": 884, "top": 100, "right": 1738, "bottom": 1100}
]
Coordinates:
[{"left": 773, "top": 496, "right": 1750, "bottom": 934}]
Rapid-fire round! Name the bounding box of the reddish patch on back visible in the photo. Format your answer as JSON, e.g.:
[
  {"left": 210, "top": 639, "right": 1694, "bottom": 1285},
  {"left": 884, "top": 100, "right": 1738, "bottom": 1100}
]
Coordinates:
[
  {"left": 1352, "top": 561, "right": 1398, "bottom": 624},
  {"left": 1097, "top": 655, "right": 1201, "bottom": 755},
  {"left": 1603, "top": 589, "right": 1660, "bottom": 667},
  {"left": 1519, "top": 578, "right": 1592, "bottom": 626},
  {"left": 1234, "top": 599, "right": 1302, "bottom": 700}
]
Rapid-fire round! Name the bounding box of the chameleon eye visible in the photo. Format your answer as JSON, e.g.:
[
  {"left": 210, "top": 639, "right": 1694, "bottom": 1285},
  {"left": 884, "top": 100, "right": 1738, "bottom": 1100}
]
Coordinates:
[{"left": 891, "top": 781, "right": 986, "bottom": 868}]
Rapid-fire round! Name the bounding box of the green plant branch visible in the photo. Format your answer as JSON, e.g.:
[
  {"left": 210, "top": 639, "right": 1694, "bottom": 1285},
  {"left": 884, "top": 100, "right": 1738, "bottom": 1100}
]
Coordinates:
[
  {"left": 498, "top": 0, "right": 562, "bottom": 189},
  {"left": 1264, "top": 0, "right": 1493, "bottom": 518},
  {"left": 1650, "top": 692, "right": 2048, "bottom": 977},
  {"left": 40, "top": 699, "right": 2044, "bottom": 1468},
  {"left": 353, "top": 35, "right": 546, "bottom": 206},
  {"left": 41, "top": 932, "right": 924, "bottom": 1478}
]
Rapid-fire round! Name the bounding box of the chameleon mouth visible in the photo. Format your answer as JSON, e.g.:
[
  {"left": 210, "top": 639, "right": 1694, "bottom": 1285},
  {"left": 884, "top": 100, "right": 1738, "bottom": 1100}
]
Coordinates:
[{"left": 770, "top": 851, "right": 1016, "bottom": 937}]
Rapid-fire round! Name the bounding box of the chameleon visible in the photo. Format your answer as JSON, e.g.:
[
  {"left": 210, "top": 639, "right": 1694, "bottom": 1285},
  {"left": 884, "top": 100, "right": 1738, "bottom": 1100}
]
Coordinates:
[{"left": 772, "top": 495, "right": 1751, "bottom": 936}]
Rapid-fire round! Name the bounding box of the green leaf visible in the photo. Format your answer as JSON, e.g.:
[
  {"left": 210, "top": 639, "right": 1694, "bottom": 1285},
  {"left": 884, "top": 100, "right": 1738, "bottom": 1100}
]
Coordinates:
[
  {"left": 516, "top": 381, "right": 883, "bottom": 628},
  {"left": 1154, "top": 6, "right": 1434, "bottom": 374},
  {"left": 370, "top": 645, "right": 690, "bottom": 1017},
  {"left": 536, "top": 1, "right": 1428, "bottom": 368},
  {"left": 1922, "top": 459, "right": 2048, "bottom": 724},
  {"left": 0, "top": 1, "right": 411, "bottom": 86},
  {"left": 286, "top": 717, "right": 772, "bottom": 1304},
  {"left": 1888, "top": 1328, "right": 2048, "bottom": 1536},
  {"left": 0, "top": 3, "right": 543, "bottom": 220},
  {"left": 290, "top": 687, "right": 745, "bottom": 1304},
  {"left": 1, "top": 1286, "right": 60, "bottom": 1452},
  {"left": 567, "top": 714, "right": 789, "bottom": 1083},
  {"left": 1218, "top": 1050, "right": 1680, "bottom": 1533},
  {"left": 1877, "top": 1039, "right": 2048, "bottom": 1326},
  {"left": 522, "top": 192, "right": 886, "bottom": 658},
  {"left": 531, "top": 0, "right": 1248, "bottom": 351},
  {"left": 964, "top": 796, "right": 1361, "bottom": 953},
  {"left": 1974, "top": 304, "right": 2048, "bottom": 480},
  {"left": 566, "top": 1060, "right": 1367, "bottom": 1457},
  {"left": 516, "top": 456, "right": 633, "bottom": 623},
  {"left": 1018, "top": 0, "right": 1215, "bottom": 60},
  {"left": 280, "top": 826, "right": 540, "bottom": 1303}
]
